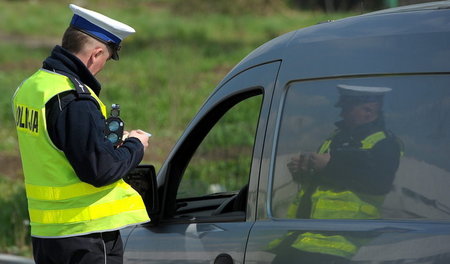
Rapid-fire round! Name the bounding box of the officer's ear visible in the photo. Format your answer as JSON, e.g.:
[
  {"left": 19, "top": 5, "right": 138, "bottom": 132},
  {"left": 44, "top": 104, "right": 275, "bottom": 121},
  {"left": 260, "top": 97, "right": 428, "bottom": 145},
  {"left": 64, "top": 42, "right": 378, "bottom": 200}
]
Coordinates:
[
  {"left": 92, "top": 47, "right": 105, "bottom": 60},
  {"left": 85, "top": 45, "right": 110, "bottom": 75},
  {"left": 85, "top": 48, "right": 100, "bottom": 70}
]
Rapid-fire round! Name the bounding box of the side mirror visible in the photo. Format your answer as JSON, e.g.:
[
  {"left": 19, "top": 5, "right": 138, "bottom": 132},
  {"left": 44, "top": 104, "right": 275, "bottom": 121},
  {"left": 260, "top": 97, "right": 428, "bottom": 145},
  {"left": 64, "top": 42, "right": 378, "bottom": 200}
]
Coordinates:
[{"left": 123, "top": 165, "right": 160, "bottom": 223}]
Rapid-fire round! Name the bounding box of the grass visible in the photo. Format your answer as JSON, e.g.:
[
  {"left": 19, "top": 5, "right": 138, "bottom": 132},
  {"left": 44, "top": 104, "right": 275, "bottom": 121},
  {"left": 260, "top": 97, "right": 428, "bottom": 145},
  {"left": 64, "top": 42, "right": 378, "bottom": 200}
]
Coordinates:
[
  {"left": 0, "top": 0, "right": 354, "bottom": 256},
  {"left": 0, "top": 176, "right": 30, "bottom": 256},
  {"left": 0, "top": 1, "right": 352, "bottom": 158}
]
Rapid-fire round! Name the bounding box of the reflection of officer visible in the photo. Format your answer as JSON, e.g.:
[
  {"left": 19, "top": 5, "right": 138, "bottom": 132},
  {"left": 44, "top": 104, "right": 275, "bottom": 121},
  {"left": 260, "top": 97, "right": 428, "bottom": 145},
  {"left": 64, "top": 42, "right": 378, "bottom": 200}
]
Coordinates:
[
  {"left": 275, "top": 85, "right": 402, "bottom": 263},
  {"left": 13, "top": 4, "right": 149, "bottom": 264}
]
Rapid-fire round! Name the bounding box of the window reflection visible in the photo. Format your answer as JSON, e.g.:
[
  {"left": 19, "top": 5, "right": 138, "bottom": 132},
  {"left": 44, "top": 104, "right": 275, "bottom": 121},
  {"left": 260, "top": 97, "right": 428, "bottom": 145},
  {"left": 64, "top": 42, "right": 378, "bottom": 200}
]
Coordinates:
[
  {"left": 271, "top": 83, "right": 402, "bottom": 262},
  {"left": 270, "top": 75, "right": 450, "bottom": 263},
  {"left": 272, "top": 75, "right": 450, "bottom": 221},
  {"left": 285, "top": 84, "right": 401, "bottom": 220}
]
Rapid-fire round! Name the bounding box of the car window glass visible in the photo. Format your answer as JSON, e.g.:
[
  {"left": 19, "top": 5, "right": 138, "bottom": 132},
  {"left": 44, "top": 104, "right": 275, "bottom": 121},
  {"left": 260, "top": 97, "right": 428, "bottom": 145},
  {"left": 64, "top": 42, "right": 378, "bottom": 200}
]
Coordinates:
[
  {"left": 271, "top": 75, "right": 450, "bottom": 221},
  {"left": 177, "top": 95, "right": 262, "bottom": 199}
]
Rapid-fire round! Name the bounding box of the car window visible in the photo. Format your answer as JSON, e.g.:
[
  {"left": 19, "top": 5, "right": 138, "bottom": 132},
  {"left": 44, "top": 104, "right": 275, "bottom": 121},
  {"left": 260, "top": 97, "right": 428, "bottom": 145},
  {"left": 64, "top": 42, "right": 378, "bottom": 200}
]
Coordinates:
[
  {"left": 271, "top": 75, "right": 450, "bottom": 221},
  {"left": 177, "top": 95, "right": 262, "bottom": 199}
]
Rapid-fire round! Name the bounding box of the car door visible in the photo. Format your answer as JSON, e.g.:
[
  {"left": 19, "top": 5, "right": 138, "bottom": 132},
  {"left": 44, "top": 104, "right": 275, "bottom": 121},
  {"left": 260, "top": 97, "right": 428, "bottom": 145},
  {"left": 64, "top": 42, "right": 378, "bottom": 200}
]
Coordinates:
[
  {"left": 245, "top": 74, "right": 450, "bottom": 263},
  {"left": 123, "top": 61, "right": 280, "bottom": 264}
]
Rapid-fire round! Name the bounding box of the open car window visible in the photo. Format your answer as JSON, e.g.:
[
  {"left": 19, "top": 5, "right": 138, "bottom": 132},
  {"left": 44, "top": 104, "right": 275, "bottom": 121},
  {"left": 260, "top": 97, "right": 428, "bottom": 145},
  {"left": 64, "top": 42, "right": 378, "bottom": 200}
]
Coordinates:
[{"left": 174, "top": 94, "right": 263, "bottom": 220}]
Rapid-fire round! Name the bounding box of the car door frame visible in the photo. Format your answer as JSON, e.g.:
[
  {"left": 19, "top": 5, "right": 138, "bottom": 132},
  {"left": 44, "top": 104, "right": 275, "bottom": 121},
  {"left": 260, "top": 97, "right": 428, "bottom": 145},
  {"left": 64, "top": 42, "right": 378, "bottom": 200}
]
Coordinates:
[{"left": 123, "top": 61, "right": 282, "bottom": 263}]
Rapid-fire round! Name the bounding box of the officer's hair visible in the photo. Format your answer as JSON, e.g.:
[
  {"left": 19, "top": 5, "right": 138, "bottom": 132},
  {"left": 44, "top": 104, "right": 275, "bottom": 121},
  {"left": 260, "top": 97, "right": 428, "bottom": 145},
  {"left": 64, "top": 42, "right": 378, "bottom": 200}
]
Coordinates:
[{"left": 61, "top": 27, "right": 91, "bottom": 53}]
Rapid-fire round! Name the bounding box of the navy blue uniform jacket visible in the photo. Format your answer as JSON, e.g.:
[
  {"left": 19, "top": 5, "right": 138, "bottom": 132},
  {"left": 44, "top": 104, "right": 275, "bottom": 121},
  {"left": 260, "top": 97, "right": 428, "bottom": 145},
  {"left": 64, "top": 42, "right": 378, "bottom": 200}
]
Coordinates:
[{"left": 43, "top": 45, "right": 144, "bottom": 187}]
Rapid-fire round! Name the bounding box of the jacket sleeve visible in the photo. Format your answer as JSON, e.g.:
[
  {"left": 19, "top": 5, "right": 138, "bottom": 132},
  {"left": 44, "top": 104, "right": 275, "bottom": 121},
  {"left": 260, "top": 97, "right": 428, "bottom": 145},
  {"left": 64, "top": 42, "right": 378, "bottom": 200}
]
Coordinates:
[{"left": 46, "top": 95, "right": 145, "bottom": 187}]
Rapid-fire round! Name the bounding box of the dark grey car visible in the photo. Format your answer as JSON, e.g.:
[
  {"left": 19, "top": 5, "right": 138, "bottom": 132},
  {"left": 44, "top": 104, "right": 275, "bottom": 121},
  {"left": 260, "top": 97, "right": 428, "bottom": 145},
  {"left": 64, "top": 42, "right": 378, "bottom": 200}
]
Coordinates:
[{"left": 122, "top": 2, "right": 450, "bottom": 263}]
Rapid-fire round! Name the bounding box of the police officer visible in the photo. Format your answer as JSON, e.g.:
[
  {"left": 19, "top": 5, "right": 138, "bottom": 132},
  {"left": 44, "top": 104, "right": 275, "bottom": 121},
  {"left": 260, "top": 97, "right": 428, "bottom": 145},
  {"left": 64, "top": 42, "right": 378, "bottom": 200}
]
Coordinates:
[
  {"left": 13, "top": 4, "right": 150, "bottom": 264},
  {"left": 278, "top": 85, "right": 402, "bottom": 263}
]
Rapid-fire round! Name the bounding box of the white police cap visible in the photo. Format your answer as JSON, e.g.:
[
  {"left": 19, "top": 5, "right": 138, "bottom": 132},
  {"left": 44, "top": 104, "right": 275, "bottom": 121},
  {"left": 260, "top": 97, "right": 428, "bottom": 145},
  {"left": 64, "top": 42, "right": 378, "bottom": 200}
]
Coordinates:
[
  {"left": 336, "top": 84, "right": 391, "bottom": 107},
  {"left": 337, "top": 84, "right": 391, "bottom": 95},
  {"left": 69, "top": 4, "right": 136, "bottom": 60}
]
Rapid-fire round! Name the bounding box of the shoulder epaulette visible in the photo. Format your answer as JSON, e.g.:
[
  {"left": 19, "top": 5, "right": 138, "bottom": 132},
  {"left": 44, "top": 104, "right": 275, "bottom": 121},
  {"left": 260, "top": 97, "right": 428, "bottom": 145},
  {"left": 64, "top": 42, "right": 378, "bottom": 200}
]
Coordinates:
[
  {"left": 66, "top": 75, "right": 100, "bottom": 109},
  {"left": 67, "top": 75, "right": 90, "bottom": 97}
]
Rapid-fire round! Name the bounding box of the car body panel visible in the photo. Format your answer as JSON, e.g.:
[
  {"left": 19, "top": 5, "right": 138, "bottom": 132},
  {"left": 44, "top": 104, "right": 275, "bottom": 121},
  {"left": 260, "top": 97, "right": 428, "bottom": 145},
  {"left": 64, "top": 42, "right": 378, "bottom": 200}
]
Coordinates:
[
  {"left": 245, "top": 220, "right": 450, "bottom": 263},
  {"left": 123, "top": 2, "right": 450, "bottom": 263},
  {"left": 221, "top": 4, "right": 450, "bottom": 87},
  {"left": 123, "top": 222, "right": 252, "bottom": 263},
  {"left": 124, "top": 62, "right": 281, "bottom": 263}
]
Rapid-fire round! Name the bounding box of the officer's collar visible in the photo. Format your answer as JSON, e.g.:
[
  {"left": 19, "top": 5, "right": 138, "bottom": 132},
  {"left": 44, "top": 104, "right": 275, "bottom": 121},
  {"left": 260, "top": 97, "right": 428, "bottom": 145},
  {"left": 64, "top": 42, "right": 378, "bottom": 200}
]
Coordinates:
[{"left": 43, "top": 45, "right": 102, "bottom": 96}]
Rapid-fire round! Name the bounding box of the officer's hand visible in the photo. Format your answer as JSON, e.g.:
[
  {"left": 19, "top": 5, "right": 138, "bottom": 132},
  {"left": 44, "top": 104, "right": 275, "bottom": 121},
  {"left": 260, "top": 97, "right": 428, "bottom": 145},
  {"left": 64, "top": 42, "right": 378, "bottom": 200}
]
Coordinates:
[
  {"left": 128, "top": 130, "right": 149, "bottom": 151},
  {"left": 122, "top": 130, "right": 130, "bottom": 140},
  {"left": 309, "top": 153, "right": 330, "bottom": 171},
  {"left": 287, "top": 153, "right": 310, "bottom": 175},
  {"left": 115, "top": 131, "right": 129, "bottom": 147},
  {"left": 287, "top": 157, "right": 301, "bottom": 175}
]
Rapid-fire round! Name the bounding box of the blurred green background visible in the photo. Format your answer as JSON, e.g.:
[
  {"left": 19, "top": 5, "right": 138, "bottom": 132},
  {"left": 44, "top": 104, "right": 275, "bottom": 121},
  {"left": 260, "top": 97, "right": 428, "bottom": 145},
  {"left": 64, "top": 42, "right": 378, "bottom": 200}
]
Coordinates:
[{"left": 0, "top": 0, "right": 435, "bottom": 257}]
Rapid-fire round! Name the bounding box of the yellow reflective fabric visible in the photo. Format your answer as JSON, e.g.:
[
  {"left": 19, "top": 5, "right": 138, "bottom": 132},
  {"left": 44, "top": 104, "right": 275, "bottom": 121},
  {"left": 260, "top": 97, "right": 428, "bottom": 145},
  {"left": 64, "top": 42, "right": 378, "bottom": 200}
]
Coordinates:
[
  {"left": 29, "top": 194, "right": 145, "bottom": 224},
  {"left": 294, "top": 131, "right": 387, "bottom": 221},
  {"left": 318, "top": 139, "right": 332, "bottom": 154},
  {"left": 26, "top": 180, "right": 130, "bottom": 201},
  {"left": 361, "top": 131, "right": 386, "bottom": 149},
  {"left": 32, "top": 209, "right": 149, "bottom": 238},
  {"left": 84, "top": 82, "right": 107, "bottom": 117},
  {"left": 267, "top": 231, "right": 295, "bottom": 250},
  {"left": 13, "top": 70, "right": 149, "bottom": 237},
  {"left": 318, "top": 131, "right": 387, "bottom": 154},
  {"left": 292, "top": 232, "right": 357, "bottom": 259},
  {"left": 311, "top": 189, "right": 380, "bottom": 219},
  {"left": 308, "top": 131, "right": 386, "bottom": 220},
  {"left": 279, "top": 130, "right": 388, "bottom": 259},
  {"left": 286, "top": 189, "right": 304, "bottom": 218}
]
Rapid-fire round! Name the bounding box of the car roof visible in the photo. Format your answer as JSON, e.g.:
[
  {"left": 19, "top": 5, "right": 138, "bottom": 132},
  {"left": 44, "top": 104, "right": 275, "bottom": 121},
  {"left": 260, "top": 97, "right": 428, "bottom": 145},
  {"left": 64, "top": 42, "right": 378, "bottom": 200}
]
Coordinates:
[
  {"left": 367, "top": 0, "right": 450, "bottom": 15},
  {"left": 217, "top": 1, "right": 450, "bottom": 88}
]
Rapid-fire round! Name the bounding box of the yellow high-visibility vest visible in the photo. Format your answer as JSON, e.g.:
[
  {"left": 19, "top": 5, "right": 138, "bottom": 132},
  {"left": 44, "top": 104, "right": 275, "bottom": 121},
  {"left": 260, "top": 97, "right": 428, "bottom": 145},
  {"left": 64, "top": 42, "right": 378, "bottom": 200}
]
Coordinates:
[
  {"left": 13, "top": 69, "right": 149, "bottom": 238},
  {"left": 288, "top": 131, "right": 388, "bottom": 258}
]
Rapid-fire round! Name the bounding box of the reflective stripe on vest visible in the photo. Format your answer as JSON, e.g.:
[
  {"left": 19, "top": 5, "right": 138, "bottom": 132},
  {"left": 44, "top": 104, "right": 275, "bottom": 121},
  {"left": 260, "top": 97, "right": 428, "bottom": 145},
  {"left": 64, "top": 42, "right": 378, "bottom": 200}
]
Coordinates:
[
  {"left": 292, "top": 232, "right": 358, "bottom": 259},
  {"left": 13, "top": 69, "right": 149, "bottom": 237},
  {"left": 311, "top": 189, "right": 380, "bottom": 219},
  {"left": 287, "top": 189, "right": 304, "bottom": 218},
  {"left": 318, "top": 131, "right": 387, "bottom": 154}
]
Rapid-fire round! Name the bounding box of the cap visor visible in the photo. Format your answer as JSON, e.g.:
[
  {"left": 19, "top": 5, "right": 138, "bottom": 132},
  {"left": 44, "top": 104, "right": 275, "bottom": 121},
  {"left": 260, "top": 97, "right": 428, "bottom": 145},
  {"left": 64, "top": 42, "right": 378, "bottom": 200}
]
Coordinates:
[{"left": 111, "top": 50, "right": 119, "bottom": 60}]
